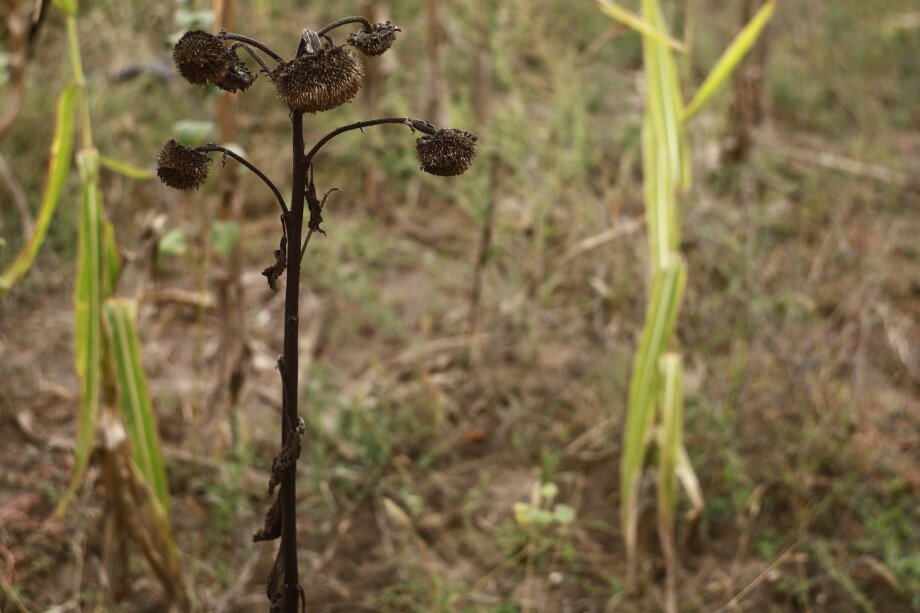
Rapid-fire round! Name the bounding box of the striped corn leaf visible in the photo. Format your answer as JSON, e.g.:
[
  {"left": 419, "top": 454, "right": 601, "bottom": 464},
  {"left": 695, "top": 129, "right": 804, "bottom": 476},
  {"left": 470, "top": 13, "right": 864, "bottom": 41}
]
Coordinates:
[
  {"left": 104, "top": 299, "right": 174, "bottom": 536},
  {"left": 620, "top": 258, "right": 686, "bottom": 584},
  {"left": 58, "top": 148, "right": 106, "bottom": 515}
]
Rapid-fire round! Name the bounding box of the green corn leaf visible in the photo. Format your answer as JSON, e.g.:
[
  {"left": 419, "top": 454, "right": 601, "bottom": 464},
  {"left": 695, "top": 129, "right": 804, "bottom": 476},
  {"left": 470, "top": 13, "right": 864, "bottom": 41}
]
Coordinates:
[
  {"left": 656, "top": 353, "right": 683, "bottom": 520},
  {"left": 641, "top": 0, "right": 690, "bottom": 193},
  {"left": 99, "top": 155, "right": 154, "bottom": 180},
  {"left": 619, "top": 258, "right": 686, "bottom": 577},
  {"left": 642, "top": 116, "right": 677, "bottom": 274},
  {"left": 104, "top": 298, "right": 181, "bottom": 570},
  {"left": 103, "top": 219, "right": 121, "bottom": 299},
  {"left": 683, "top": 0, "right": 775, "bottom": 122},
  {"left": 0, "top": 83, "right": 78, "bottom": 296},
  {"left": 58, "top": 148, "right": 105, "bottom": 515},
  {"left": 104, "top": 298, "right": 172, "bottom": 524},
  {"left": 594, "top": 0, "right": 687, "bottom": 53}
]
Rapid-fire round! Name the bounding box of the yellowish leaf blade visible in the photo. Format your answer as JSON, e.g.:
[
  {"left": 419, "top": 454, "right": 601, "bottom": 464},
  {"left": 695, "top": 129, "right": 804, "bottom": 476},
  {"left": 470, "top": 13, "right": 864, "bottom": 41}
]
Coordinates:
[
  {"left": 0, "top": 84, "right": 78, "bottom": 296},
  {"left": 683, "top": 0, "right": 775, "bottom": 122},
  {"left": 99, "top": 155, "right": 154, "bottom": 180},
  {"left": 595, "top": 0, "right": 687, "bottom": 53},
  {"left": 57, "top": 148, "right": 105, "bottom": 516},
  {"left": 104, "top": 299, "right": 172, "bottom": 524}
]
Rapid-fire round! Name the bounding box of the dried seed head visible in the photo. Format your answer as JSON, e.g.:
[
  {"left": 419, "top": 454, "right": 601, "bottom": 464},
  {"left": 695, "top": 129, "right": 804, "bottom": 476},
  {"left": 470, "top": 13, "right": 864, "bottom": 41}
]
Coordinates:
[
  {"left": 348, "top": 21, "right": 401, "bottom": 57},
  {"left": 173, "top": 31, "right": 231, "bottom": 85},
  {"left": 416, "top": 129, "right": 478, "bottom": 176},
  {"left": 173, "top": 30, "right": 254, "bottom": 92},
  {"left": 156, "top": 139, "right": 211, "bottom": 190},
  {"left": 270, "top": 46, "right": 364, "bottom": 113},
  {"left": 215, "top": 53, "right": 255, "bottom": 93}
]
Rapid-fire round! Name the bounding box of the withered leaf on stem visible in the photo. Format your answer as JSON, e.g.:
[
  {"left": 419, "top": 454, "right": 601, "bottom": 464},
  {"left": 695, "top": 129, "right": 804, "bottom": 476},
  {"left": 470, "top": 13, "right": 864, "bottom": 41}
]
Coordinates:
[
  {"left": 262, "top": 235, "right": 287, "bottom": 291},
  {"left": 266, "top": 423, "right": 302, "bottom": 498},
  {"left": 267, "top": 548, "right": 285, "bottom": 609},
  {"left": 253, "top": 497, "right": 282, "bottom": 542}
]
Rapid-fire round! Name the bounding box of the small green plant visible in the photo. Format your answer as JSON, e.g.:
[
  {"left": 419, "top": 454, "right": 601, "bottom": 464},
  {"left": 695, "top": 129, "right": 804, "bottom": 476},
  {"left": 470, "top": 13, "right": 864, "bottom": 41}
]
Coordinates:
[
  {"left": 495, "top": 481, "right": 578, "bottom": 611},
  {"left": 158, "top": 16, "right": 477, "bottom": 612}
]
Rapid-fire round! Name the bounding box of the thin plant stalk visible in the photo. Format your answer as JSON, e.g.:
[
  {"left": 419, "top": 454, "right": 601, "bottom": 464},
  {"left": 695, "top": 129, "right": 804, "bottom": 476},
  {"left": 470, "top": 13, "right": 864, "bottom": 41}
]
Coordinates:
[{"left": 278, "top": 108, "right": 307, "bottom": 611}]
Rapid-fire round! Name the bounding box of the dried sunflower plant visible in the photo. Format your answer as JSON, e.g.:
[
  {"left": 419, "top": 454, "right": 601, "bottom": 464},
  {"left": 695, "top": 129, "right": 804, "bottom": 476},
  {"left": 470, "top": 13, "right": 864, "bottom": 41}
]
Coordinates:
[{"left": 156, "top": 17, "right": 477, "bottom": 613}]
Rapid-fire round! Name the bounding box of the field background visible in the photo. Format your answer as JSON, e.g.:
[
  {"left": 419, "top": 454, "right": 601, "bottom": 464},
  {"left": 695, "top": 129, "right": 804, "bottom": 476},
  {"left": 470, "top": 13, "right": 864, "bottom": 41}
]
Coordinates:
[{"left": 1, "top": 1, "right": 919, "bottom": 611}]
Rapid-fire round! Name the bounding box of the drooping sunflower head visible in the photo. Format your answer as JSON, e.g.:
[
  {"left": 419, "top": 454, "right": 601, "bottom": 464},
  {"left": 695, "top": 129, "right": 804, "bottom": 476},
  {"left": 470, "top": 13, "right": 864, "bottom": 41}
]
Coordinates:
[
  {"left": 269, "top": 46, "right": 364, "bottom": 113},
  {"left": 173, "top": 30, "right": 254, "bottom": 92},
  {"left": 156, "top": 139, "right": 211, "bottom": 190},
  {"left": 416, "top": 129, "right": 478, "bottom": 176},
  {"left": 348, "top": 21, "right": 401, "bottom": 57}
]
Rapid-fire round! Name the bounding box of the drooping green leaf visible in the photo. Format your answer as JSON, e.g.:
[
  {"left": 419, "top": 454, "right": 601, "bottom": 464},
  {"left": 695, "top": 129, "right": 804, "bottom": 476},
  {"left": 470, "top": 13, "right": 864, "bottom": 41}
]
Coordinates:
[
  {"left": 683, "top": 0, "right": 776, "bottom": 122},
  {"left": 104, "top": 299, "right": 171, "bottom": 522},
  {"left": 99, "top": 155, "right": 154, "bottom": 180},
  {"left": 102, "top": 219, "right": 122, "bottom": 298},
  {"left": 656, "top": 352, "right": 683, "bottom": 520},
  {"left": 0, "top": 83, "right": 78, "bottom": 296},
  {"left": 210, "top": 219, "right": 240, "bottom": 259},
  {"left": 641, "top": 0, "right": 690, "bottom": 193},
  {"left": 58, "top": 148, "right": 105, "bottom": 515},
  {"left": 619, "top": 258, "right": 686, "bottom": 580},
  {"left": 594, "top": 0, "right": 687, "bottom": 53},
  {"left": 642, "top": 116, "right": 677, "bottom": 275}
]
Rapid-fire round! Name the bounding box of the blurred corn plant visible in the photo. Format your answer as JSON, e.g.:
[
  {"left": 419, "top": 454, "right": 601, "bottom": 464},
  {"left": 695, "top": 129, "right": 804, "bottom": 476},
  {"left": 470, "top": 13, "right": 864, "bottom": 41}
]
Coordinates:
[
  {"left": 0, "top": 0, "right": 186, "bottom": 607},
  {"left": 595, "top": 0, "right": 774, "bottom": 605}
]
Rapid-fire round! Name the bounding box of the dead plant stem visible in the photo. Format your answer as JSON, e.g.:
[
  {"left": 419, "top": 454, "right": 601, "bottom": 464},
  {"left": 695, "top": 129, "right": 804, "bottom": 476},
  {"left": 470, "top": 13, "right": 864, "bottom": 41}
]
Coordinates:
[{"left": 279, "top": 108, "right": 306, "bottom": 612}]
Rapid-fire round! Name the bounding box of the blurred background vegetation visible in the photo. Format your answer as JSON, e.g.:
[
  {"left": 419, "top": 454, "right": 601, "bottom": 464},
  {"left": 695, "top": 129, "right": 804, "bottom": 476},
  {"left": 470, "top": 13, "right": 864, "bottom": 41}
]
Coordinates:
[{"left": 1, "top": 0, "right": 919, "bottom": 611}]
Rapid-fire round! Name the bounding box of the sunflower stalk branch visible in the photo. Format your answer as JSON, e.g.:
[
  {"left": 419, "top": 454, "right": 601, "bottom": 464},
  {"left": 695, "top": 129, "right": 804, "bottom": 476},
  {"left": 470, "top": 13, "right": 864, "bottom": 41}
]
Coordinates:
[
  {"left": 216, "top": 29, "right": 284, "bottom": 63},
  {"left": 316, "top": 16, "right": 374, "bottom": 37},
  {"left": 304, "top": 117, "right": 437, "bottom": 165},
  {"left": 195, "top": 144, "right": 288, "bottom": 215},
  {"left": 229, "top": 42, "right": 273, "bottom": 74}
]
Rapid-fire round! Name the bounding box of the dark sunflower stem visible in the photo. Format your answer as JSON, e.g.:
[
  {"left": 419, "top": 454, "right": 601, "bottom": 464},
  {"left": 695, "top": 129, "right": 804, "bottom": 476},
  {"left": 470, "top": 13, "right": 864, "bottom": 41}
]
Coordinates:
[
  {"left": 279, "top": 109, "right": 306, "bottom": 613},
  {"left": 304, "top": 117, "right": 437, "bottom": 165},
  {"left": 316, "top": 15, "right": 374, "bottom": 37},
  {"left": 216, "top": 29, "right": 285, "bottom": 64},
  {"left": 229, "top": 42, "right": 273, "bottom": 74},
  {"left": 196, "top": 143, "right": 288, "bottom": 215}
]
